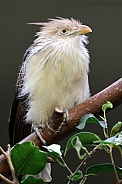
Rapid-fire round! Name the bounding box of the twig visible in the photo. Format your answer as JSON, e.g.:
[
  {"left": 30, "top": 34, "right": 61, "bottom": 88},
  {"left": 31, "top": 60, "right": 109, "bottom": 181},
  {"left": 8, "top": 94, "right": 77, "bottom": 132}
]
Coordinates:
[
  {"left": 0, "top": 145, "right": 19, "bottom": 184},
  {"left": 60, "top": 156, "right": 73, "bottom": 175},
  {"left": 74, "top": 144, "right": 100, "bottom": 174},
  {"left": 109, "top": 147, "right": 121, "bottom": 184},
  {"left": 0, "top": 173, "right": 14, "bottom": 184},
  {"left": 7, "top": 145, "right": 19, "bottom": 184}
]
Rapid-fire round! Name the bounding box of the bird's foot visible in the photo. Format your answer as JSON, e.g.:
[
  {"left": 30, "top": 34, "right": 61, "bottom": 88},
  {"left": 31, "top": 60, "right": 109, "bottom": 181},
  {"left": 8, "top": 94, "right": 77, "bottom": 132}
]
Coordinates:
[{"left": 32, "top": 125, "right": 46, "bottom": 144}]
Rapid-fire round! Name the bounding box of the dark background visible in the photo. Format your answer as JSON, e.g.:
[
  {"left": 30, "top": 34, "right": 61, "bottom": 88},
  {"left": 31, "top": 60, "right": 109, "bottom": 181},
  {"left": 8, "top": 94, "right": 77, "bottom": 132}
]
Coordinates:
[{"left": 0, "top": 0, "right": 122, "bottom": 183}]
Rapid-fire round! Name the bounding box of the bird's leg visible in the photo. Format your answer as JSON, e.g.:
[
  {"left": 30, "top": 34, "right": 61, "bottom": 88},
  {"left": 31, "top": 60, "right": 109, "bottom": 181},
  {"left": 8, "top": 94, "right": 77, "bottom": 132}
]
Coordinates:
[
  {"left": 32, "top": 107, "right": 69, "bottom": 142},
  {"left": 32, "top": 125, "right": 46, "bottom": 144}
]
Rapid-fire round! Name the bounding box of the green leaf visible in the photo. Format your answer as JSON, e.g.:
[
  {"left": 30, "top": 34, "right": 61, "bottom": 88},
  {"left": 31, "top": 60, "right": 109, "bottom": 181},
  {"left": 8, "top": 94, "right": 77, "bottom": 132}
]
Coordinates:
[
  {"left": 21, "top": 176, "right": 46, "bottom": 184},
  {"left": 110, "top": 121, "right": 122, "bottom": 137},
  {"left": 95, "top": 134, "right": 122, "bottom": 146},
  {"left": 11, "top": 142, "right": 47, "bottom": 176},
  {"left": 77, "top": 114, "right": 106, "bottom": 130},
  {"left": 114, "top": 131, "right": 122, "bottom": 146},
  {"left": 70, "top": 136, "right": 89, "bottom": 159},
  {"left": 47, "top": 150, "right": 60, "bottom": 161},
  {"left": 43, "top": 144, "right": 64, "bottom": 166},
  {"left": 102, "top": 101, "right": 113, "bottom": 112},
  {"left": 87, "top": 163, "right": 122, "bottom": 176},
  {"left": 94, "top": 135, "right": 116, "bottom": 146},
  {"left": 64, "top": 132, "right": 101, "bottom": 156},
  {"left": 94, "top": 135, "right": 122, "bottom": 155},
  {"left": 43, "top": 144, "right": 62, "bottom": 156},
  {"left": 104, "top": 136, "right": 117, "bottom": 144},
  {"left": 67, "top": 170, "right": 83, "bottom": 181}
]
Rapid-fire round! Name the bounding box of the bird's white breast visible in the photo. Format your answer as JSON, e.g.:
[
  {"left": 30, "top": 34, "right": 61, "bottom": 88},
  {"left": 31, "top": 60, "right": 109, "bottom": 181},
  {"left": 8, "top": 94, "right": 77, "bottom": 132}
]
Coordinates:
[{"left": 21, "top": 36, "right": 90, "bottom": 126}]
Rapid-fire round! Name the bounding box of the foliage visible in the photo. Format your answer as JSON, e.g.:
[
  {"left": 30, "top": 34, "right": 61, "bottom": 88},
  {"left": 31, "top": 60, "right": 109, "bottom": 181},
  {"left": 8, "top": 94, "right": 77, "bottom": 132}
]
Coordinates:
[{"left": 8, "top": 101, "right": 122, "bottom": 183}]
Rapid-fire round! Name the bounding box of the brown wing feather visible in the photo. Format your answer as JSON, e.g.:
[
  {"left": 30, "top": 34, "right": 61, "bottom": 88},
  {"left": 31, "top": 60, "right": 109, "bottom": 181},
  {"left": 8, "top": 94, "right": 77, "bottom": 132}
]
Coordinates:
[
  {"left": 9, "top": 50, "right": 31, "bottom": 146},
  {"left": 8, "top": 96, "right": 31, "bottom": 146}
]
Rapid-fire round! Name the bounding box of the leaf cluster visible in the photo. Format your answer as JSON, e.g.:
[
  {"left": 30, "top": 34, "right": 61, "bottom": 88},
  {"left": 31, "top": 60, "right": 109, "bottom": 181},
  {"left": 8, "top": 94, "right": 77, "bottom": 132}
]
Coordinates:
[{"left": 9, "top": 102, "right": 122, "bottom": 183}]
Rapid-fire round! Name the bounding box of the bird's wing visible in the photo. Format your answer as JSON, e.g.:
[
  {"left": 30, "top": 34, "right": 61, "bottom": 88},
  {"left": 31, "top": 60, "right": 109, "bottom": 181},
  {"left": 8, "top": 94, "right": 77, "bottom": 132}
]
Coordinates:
[
  {"left": 9, "top": 52, "right": 31, "bottom": 147},
  {"left": 8, "top": 96, "right": 31, "bottom": 146}
]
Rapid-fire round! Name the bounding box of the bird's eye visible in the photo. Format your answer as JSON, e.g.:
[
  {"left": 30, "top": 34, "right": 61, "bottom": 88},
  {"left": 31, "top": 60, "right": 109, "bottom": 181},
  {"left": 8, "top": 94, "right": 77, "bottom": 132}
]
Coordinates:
[{"left": 61, "top": 28, "right": 68, "bottom": 34}]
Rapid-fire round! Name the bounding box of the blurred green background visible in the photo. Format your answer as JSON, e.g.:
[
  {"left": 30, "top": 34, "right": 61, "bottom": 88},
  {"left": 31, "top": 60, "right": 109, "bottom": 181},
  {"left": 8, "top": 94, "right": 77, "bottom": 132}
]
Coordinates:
[{"left": 0, "top": 0, "right": 122, "bottom": 183}]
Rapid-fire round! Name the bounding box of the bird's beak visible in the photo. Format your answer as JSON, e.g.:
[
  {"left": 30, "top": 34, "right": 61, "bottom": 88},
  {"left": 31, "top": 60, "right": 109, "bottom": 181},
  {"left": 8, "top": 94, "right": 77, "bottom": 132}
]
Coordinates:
[{"left": 76, "top": 25, "right": 92, "bottom": 35}]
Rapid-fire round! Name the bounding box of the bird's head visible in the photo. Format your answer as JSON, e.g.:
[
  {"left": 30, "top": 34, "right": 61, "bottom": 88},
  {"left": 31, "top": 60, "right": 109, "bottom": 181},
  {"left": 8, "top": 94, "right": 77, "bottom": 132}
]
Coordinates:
[{"left": 28, "top": 17, "right": 92, "bottom": 39}]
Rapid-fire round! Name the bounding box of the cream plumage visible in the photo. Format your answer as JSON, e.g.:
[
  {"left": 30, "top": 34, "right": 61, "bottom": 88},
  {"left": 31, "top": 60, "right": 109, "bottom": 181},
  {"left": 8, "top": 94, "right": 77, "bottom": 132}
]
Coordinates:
[
  {"left": 18, "top": 18, "right": 91, "bottom": 126},
  {"left": 9, "top": 17, "right": 92, "bottom": 183}
]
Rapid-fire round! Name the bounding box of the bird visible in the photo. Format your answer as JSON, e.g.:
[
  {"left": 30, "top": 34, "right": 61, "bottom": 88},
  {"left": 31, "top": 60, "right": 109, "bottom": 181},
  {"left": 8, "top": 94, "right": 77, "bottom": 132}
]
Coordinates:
[{"left": 8, "top": 17, "right": 92, "bottom": 183}]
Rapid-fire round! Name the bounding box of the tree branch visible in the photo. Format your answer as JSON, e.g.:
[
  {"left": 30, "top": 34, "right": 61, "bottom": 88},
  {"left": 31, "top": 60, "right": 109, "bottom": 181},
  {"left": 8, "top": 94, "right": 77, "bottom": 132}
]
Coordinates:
[{"left": 0, "top": 78, "right": 122, "bottom": 181}]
